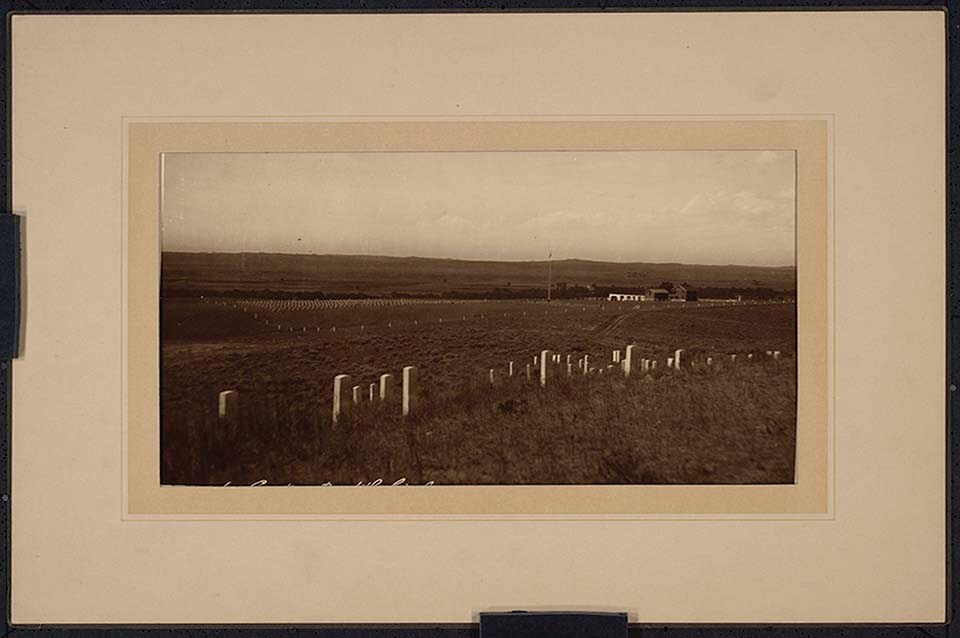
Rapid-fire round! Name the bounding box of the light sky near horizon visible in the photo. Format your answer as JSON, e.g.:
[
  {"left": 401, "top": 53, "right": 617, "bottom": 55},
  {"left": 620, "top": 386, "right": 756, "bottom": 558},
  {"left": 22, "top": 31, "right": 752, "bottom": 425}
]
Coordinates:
[{"left": 161, "top": 150, "right": 796, "bottom": 267}]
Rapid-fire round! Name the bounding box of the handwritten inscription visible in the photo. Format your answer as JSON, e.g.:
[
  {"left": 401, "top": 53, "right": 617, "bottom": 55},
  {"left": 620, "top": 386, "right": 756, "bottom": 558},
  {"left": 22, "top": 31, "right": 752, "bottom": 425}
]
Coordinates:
[{"left": 222, "top": 478, "right": 435, "bottom": 487}]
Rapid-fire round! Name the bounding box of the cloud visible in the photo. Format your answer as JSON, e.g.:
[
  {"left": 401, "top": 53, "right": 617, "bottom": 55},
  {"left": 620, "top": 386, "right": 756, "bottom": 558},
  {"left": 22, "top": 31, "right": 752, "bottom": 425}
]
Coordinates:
[{"left": 676, "top": 189, "right": 793, "bottom": 228}]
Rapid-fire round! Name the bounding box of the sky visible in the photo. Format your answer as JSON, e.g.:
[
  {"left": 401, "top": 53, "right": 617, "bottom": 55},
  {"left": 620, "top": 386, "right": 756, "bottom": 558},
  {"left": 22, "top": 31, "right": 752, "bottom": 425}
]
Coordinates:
[{"left": 161, "top": 149, "right": 795, "bottom": 267}]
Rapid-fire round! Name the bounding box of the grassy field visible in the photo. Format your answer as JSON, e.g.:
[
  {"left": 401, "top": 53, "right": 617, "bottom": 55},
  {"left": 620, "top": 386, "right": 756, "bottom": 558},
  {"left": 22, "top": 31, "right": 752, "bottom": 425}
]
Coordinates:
[{"left": 161, "top": 295, "right": 797, "bottom": 486}]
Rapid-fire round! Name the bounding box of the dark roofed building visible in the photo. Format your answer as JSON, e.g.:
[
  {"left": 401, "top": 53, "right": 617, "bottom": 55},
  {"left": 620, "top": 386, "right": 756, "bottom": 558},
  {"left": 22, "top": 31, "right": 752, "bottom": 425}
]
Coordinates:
[
  {"left": 672, "top": 283, "right": 698, "bottom": 302},
  {"left": 646, "top": 288, "right": 670, "bottom": 301}
]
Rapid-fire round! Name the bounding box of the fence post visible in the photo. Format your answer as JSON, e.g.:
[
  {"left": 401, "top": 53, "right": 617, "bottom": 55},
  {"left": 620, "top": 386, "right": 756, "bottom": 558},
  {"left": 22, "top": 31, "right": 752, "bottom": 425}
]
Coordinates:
[
  {"left": 674, "top": 349, "right": 684, "bottom": 370},
  {"left": 540, "top": 350, "right": 553, "bottom": 387},
  {"left": 332, "top": 374, "right": 352, "bottom": 424},
  {"left": 379, "top": 373, "right": 394, "bottom": 401},
  {"left": 624, "top": 344, "right": 636, "bottom": 377},
  {"left": 402, "top": 366, "right": 418, "bottom": 416}
]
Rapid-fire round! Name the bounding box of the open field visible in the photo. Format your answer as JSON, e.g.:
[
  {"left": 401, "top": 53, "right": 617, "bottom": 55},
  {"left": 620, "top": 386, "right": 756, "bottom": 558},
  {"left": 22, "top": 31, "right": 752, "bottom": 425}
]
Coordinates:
[{"left": 161, "top": 295, "right": 797, "bottom": 486}]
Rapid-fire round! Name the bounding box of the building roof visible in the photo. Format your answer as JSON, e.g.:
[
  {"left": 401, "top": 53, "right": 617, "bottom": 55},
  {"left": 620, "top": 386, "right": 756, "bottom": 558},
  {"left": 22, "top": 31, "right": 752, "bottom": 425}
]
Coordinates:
[{"left": 647, "top": 288, "right": 669, "bottom": 294}]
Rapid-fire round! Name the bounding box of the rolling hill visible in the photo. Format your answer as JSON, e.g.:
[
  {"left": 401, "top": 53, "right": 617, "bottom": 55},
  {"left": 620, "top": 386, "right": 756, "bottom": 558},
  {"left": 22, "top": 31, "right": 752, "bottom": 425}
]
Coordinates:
[{"left": 161, "top": 252, "right": 796, "bottom": 298}]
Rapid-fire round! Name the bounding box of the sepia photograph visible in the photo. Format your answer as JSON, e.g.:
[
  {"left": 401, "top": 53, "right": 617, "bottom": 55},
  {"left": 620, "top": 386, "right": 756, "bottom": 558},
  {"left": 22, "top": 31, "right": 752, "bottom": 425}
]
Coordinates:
[{"left": 159, "top": 149, "right": 798, "bottom": 487}]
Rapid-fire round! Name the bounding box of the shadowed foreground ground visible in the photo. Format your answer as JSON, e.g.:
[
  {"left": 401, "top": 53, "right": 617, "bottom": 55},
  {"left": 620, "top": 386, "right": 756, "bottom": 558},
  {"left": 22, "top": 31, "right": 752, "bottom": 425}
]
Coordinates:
[{"left": 163, "top": 356, "right": 795, "bottom": 486}]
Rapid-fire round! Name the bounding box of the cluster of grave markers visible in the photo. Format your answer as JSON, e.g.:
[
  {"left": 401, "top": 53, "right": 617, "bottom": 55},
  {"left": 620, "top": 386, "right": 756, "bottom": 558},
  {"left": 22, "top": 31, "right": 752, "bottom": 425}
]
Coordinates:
[
  {"left": 328, "top": 366, "right": 422, "bottom": 424},
  {"left": 486, "top": 347, "right": 784, "bottom": 386},
  {"left": 202, "top": 296, "right": 792, "bottom": 337},
  {"left": 219, "top": 349, "right": 784, "bottom": 423},
  {"left": 215, "top": 366, "right": 421, "bottom": 429},
  {"left": 214, "top": 348, "right": 786, "bottom": 432}
]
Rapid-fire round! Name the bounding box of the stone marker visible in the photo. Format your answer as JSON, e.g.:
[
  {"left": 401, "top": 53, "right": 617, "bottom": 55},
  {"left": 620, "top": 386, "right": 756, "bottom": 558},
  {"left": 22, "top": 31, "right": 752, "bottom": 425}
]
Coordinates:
[
  {"left": 567, "top": 362, "right": 573, "bottom": 376},
  {"left": 369, "top": 383, "right": 377, "bottom": 401},
  {"left": 332, "top": 374, "right": 352, "bottom": 424},
  {"left": 583, "top": 354, "right": 590, "bottom": 375},
  {"left": 766, "top": 350, "right": 773, "bottom": 356},
  {"left": 540, "top": 350, "right": 553, "bottom": 387},
  {"left": 526, "top": 364, "right": 532, "bottom": 380},
  {"left": 667, "top": 357, "right": 674, "bottom": 368},
  {"left": 674, "top": 349, "right": 684, "bottom": 370},
  {"left": 352, "top": 385, "right": 362, "bottom": 404},
  {"left": 624, "top": 344, "right": 636, "bottom": 377},
  {"left": 706, "top": 357, "right": 713, "bottom": 366},
  {"left": 748, "top": 353, "right": 754, "bottom": 360},
  {"left": 489, "top": 369, "right": 495, "bottom": 385},
  {"left": 218, "top": 390, "right": 238, "bottom": 422},
  {"left": 508, "top": 361, "right": 514, "bottom": 377},
  {"left": 773, "top": 351, "right": 781, "bottom": 360},
  {"left": 566, "top": 354, "right": 572, "bottom": 365},
  {"left": 730, "top": 354, "right": 737, "bottom": 363},
  {"left": 651, "top": 360, "right": 657, "bottom": 370},
  {"left": 402, "top": 366, "right": 418, "bottom": 416},
  {"left": 613, "top": 350, "right": 621, "bottom": 363},
  {"left": 379, "top": 373, "right": 394, "bottom": 401}
]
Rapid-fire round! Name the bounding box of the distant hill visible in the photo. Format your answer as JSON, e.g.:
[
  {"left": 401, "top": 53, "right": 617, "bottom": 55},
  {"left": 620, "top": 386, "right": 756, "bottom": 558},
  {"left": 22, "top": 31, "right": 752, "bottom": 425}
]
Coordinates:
[{"left": 161, "top": 252, "right": 796, "bottom": 298}]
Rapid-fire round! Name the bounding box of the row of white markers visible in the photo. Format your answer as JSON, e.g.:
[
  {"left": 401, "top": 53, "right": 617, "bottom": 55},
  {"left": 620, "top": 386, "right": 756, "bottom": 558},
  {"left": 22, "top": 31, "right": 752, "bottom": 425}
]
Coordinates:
[
  {"left": 216, "top": 349, "right": 783, "bottom": 428},
  {"left": 487, "top": 347, "right": 781, "bottom": 387}
]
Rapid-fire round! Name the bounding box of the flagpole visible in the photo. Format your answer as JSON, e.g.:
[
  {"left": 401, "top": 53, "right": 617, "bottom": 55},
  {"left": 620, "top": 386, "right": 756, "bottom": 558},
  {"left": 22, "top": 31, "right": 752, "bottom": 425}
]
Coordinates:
[{"left": 547, "top": 251, "right": 552, "bottom": 302}]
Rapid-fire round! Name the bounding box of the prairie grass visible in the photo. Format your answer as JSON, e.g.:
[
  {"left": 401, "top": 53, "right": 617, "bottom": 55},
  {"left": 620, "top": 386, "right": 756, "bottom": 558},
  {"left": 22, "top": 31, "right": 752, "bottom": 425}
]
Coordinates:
[{"left": 162, "top": 359, "right": 795, "bottom": 486}]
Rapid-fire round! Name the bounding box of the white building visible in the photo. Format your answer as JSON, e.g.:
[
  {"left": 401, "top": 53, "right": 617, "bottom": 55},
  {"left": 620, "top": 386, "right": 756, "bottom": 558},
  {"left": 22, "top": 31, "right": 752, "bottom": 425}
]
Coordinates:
[{"left": 607, "top": 292, "right": 644, "bottom": 301}]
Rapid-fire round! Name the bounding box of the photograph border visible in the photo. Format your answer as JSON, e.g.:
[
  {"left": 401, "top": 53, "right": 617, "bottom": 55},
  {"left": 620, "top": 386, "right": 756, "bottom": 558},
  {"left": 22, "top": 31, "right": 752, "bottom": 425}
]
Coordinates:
[{"left": 125, "top": 117, "right": 831, "bottom": 518}]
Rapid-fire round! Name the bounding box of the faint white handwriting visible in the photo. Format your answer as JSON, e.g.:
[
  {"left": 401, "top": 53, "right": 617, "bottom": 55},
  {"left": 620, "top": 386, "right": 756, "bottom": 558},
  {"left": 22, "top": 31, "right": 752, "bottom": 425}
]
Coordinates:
[{"left": 222, "top": 478, "right": 435, "bottom": 487}]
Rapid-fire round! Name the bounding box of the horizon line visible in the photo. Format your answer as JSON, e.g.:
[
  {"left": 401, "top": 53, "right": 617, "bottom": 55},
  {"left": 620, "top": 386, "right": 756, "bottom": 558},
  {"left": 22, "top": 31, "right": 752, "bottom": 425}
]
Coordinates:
[{"left": 162, "top": 249, "right": 796, "bottom": 270}]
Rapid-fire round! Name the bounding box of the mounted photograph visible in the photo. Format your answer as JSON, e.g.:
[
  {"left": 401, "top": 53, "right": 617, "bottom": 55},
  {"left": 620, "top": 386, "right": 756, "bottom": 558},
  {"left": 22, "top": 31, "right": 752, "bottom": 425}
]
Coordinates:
[{"left": 159, "top": 148, "right": 797, "bottom": 486}]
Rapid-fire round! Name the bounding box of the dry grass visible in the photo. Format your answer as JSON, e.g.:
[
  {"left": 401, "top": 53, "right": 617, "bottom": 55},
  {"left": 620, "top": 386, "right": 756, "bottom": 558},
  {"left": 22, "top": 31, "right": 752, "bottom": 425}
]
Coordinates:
[{"left": 161, "top": 299, "right": 796, "bottom": 485}]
